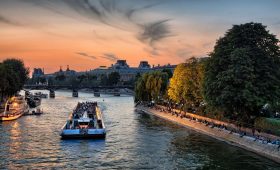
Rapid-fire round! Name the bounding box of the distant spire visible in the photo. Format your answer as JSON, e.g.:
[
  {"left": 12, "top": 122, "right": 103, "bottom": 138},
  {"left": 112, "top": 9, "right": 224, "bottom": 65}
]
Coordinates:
[
  {"left": 60, "top": 66, "right": 63, "bottom": 72},
  {"left": 66, "top": 65, "right": 70, "bottom": 71}
]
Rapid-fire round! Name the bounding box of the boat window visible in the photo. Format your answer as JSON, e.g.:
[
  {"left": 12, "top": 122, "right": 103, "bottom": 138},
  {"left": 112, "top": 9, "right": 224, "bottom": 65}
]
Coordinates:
[{"left": 79, "top": 122, "right": 89, "bottom": 126}]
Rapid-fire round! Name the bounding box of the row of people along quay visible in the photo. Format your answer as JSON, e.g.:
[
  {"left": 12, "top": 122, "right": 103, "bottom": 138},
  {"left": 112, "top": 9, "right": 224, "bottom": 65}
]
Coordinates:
[{"left": 1, "top": 0, "right": 280, "bottom": 169}]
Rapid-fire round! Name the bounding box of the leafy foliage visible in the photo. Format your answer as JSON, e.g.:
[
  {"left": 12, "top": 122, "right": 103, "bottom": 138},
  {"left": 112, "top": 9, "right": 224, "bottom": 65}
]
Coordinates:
[
  {"left": 254, "top": 117, "right": 280, "bottom": 136},
  {"left": 55, "top": 74, "right": 66, "bottom": 81},
  {"left": 108, "top": 72, "right": 120, "bottom": 85},
  {"left": 203, "top": 22, "right": 280, "bottom": 121},
  {"left": 168, "top": 57, "right": 206, "bottom": 109},
  {"left": 0, "top": 59, "right": 29, "bottom": 100},
  {"left": 135, "top": 71, "right": 169, "bottom": 102},
  {"left": 2, "top": 58, "right": 29, "bottom": 90}
]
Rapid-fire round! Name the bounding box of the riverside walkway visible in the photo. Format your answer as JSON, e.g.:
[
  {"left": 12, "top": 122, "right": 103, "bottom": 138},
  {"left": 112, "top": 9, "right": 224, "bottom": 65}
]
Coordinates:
[{"left": 136, "top": 105, "right": 280, "bottom": 163}]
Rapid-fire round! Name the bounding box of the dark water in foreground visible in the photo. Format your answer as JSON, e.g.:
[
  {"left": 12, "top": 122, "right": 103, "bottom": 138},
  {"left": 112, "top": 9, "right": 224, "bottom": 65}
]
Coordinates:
[{"left": 0, "top": 90, "right": 279, "bottom": 169}]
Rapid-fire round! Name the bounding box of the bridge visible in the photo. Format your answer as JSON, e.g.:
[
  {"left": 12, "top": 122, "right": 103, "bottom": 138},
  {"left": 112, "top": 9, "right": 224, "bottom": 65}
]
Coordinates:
[{"left": 23, "top": 84, "right": 134, "bottom": 90}]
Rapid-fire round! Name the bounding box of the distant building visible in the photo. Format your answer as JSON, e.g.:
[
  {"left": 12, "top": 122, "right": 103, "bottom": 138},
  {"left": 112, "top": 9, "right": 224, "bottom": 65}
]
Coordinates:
[
  {"left": 152, "top": 63, "right": 176, "bottom": 73},
  {"left": 138, "top": 61, "right": 151, "bottom": 69},
  {"left": 54, "top": 65, "right": 76, "bottom": 76},
  {"left": 37, "top": 60, "right": 177, "bottom": 84},
  {"left": 110, "top": 60, "right": 129, "bottom": 69},
  {"left": 90, "top": 60, "right": 176, "bottom": 82},
  {"left": 32, "top": 68, "right": 44, "bottom": 79}
]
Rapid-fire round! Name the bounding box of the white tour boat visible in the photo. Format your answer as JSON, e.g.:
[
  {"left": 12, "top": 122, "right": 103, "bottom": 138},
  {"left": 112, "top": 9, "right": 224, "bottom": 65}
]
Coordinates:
[{"left": 60, "top": 102, "right": 106, "bottom": 139}]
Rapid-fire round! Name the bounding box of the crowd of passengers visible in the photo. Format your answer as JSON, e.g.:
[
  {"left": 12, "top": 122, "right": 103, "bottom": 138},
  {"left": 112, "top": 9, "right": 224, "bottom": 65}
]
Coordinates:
[{"left": 73, "top": 102, "right": 97, "bottom": 119}]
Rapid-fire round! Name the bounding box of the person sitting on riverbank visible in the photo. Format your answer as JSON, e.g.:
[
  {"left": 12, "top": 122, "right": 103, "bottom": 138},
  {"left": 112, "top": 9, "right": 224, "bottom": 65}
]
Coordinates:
[
  {"left": 239, "top": 132, "right": 246, "bottom": 138},
  {"left": 254, "top": 135, "right": 259, "bottom": 141}
]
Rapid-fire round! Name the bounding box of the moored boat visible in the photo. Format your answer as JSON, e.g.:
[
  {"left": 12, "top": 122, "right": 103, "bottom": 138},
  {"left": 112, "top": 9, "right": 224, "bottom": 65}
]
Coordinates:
[
  {"left": 94, "top": 91, "right": 100, "bottom": 97},
  {"left": 49, "top": 90, "right": 55, "bottom": 98},
  {"left": 26, "top": 96, "right": 41, "bottom": 108},
  {"left": 34, "top": 92, "right": 48, "bottom": 98},
  {"left": 113, "top": 89, "right": 120, "bottom": 96},
  {"left": 32, "top": 108, "right": 43, "bottom": 115},
  {"left": 72, "top": 89, "right": 78, "bottom": 97},
  {"left": 0, "top": 95, "right": 29, "bottom": 121},
  {"left": 60, "top": 102, "right": 106, "bottom": 139}
]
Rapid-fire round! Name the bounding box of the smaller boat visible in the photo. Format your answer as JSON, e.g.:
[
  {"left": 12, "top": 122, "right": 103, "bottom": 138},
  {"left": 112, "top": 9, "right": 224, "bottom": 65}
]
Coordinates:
[
  {"left": 72, "top": 89, "right": 78, "bottom": 97},
  {"left": 32, "top": 108, "right": 43, "bottom": 115},
  {"left": 60, "top": 102, "right": 106, "bottom": 139},
  {"left": 24, "top": 108, "right": 43, "bottom": 116},
  {"left": 25, "top": 90, "right": 31, "bottom": 99},
  {"left": 49, "top": 90, "right": 55, "bottom": 98},
  {"left": 34, "top": 92, "right": 48, "bottom": 98},
  {"left": 94, "top": 91, "right": 100, "bottom": 97},
  {"left": 0, "top": 95, "right": 29, "bottom": 121},
  {"left": 26, "top": 96, "right": 41, "bottom": 108},
  {"left": 113, "top": 89, "right": 120, "bottom": 96}
]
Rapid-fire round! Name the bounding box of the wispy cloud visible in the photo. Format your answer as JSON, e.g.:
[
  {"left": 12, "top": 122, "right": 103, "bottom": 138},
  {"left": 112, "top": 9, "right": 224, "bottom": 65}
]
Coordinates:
[
  {"left": 101, "top": 53, "right": 119, "bottom": 61},
  {"left": 144, "top": 47, "right": 160, "bottom": 56},
  {"left": 138, "top": 19, "right": 173, "bottom": 56},
  {"left": 137, "top": 19, "right": 172, "bottom": 45},
  {"left": 13, "top": 0, "right": 174, "bottom": 57},
  {"left": 76, "top": 52, "right": 97, "bottom": 60},
  {"left": 20, "top": 1, "right": 172, "bottom": 44},
  {"left": 125, "top": 2, "right": 162, "bottom": 21},
  {"left": 0, "top": 15, "right": 21, "bottom": 26}
]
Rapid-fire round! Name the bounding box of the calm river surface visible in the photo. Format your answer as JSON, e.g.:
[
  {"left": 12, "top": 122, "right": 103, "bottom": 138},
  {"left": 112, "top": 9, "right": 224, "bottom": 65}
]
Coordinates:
[{"left": 0, "top": 90, "right": 279, "bottom": 169}]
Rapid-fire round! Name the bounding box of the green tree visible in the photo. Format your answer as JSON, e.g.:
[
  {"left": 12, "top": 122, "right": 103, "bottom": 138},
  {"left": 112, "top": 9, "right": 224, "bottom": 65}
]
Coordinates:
[
  {"left": 70, "top": 76, "right": 79, "bottom": 89},
  {"left": 203, "top": 22, "right": 280, "bottom": 122},
  {"left": 135, "top": 71, "right": 169, "bottom": 102},
  {"left": 135, "top": 73, "right": 149, "bottom": 102},
  {"left": 48, "top": 77, "right": 54, "bottom": 86},
  {"left": 55, "top": 74, "right": 66, "bottom": 81},
  {"left": 162, "top": 68, "right": 173, "bottom": 79},
  {"left": 100, "top": 74, "right": 108, "bottom": 86},
  {"left": 77, "top": 74, "right": 87, "bottom": 81},
  {"left": 168, "top": 57, "right": 206, "bottom": 109},
  {"left": 2, "top": 58, "right": 29, "bottom": 90},
  {"left": 108, "top": 72, "right": 120, "bottom": 85},
  {"left": 0, "top": 59, "right": 28, "bottom": 101},
  {"left": 39, "top": 77, "right": 47, "bottom": 84}
]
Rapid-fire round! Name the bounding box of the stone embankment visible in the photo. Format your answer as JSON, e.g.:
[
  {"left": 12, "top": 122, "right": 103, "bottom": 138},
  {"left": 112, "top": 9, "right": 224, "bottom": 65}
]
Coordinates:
[{"left": 136, "top": 105, "right": 280, "bottom": 163}]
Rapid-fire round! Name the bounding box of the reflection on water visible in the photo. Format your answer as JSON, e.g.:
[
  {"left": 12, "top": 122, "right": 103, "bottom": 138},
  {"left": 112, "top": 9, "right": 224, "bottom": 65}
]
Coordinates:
[{"left": 0, "top": 90, "right": 279, "bottom": 169}]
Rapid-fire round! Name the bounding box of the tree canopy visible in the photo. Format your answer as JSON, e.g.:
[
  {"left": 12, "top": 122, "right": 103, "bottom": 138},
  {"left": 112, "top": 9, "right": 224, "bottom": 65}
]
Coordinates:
[
  {"left": 108, "top": 72, "right": 120, "bottom": 85},
  {"left": 0, "top": 58, "right": 29, "bottom": 100},
  {"left": 168, "top": 57, "right": 206, "bottom": 109},
  {"left": 135, "top": 71, "right": 169, "bottom": 102},
  {"left": 203, "top": 22, "right": 280, "bottom": 121}
]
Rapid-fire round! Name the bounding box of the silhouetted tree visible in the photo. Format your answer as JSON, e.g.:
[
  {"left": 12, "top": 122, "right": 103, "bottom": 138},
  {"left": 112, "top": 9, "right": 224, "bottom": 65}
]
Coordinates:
[
  {"left": 0, "top": 58, "right": 29, "bottom": 100},
  {"left": 108, "top": 72, "right": 120, "bottom": 85}
]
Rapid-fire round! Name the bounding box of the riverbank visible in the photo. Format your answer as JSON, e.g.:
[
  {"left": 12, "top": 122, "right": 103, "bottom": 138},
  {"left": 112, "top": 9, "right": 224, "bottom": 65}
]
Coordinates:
[{"left": 136, "top": 105, "right": 280, "bottom": 163}]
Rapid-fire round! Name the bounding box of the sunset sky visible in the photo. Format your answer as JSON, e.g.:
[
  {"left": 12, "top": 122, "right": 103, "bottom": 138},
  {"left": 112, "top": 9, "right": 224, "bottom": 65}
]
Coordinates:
[{"left": 0, "top": 0, "right": 280, "bottom": 73}]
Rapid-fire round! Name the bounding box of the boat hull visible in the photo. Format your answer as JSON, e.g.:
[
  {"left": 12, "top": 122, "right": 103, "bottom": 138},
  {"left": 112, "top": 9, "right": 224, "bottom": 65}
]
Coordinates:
[
  {"left": 0, "top": 112, "right": 24, "bottom": 121},
  {"left": 60, "top": 134, "right": 106, "bottom": 139},
  {"left": 60, "top": 129, "right": 106, "bottom": 139}
]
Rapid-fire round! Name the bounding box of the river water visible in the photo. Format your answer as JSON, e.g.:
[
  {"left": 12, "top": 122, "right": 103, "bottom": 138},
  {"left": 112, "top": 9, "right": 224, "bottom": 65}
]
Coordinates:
[{"left": 0, "top": 90, "right": 279, "bottom": 169}]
